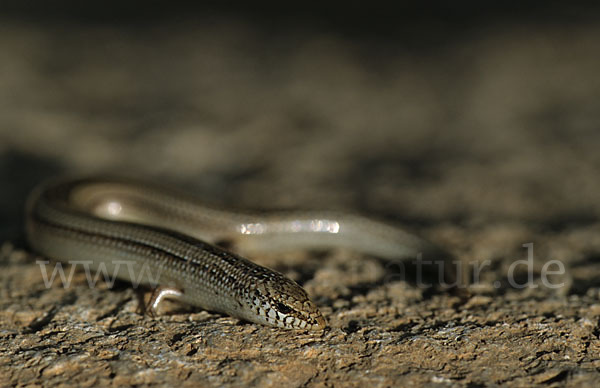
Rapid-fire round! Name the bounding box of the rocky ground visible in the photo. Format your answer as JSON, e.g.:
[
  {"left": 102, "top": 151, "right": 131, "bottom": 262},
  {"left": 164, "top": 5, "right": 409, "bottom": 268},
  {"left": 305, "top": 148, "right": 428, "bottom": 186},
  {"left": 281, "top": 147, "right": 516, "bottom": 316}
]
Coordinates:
[{"left": 1, "top": 9, "right": 600, "bottom": 387}]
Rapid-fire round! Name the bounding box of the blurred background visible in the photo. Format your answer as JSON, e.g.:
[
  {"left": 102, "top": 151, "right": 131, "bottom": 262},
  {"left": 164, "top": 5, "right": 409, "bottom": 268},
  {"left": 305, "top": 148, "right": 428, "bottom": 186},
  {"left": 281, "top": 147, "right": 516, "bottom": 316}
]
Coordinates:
[{"left": 1, "top": 2, "right": 600, "bottom": 265}]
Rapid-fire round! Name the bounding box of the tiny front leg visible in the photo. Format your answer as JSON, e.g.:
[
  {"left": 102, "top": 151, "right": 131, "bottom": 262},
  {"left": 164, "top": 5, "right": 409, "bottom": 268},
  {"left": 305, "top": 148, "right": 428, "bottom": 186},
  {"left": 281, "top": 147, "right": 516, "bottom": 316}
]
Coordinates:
[{"left": 146, "top": 286, "right": 184, "bottom": 317}]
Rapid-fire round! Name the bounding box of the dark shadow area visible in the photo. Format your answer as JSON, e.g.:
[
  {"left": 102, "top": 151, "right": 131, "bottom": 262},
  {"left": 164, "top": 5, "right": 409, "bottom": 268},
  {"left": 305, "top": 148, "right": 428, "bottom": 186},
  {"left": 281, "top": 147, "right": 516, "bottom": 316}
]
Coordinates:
[
  {"left": 1, "top": 2, "right": 599, "bottom": 49},
  {"left": 0, "top": 151, "right": 64, "bottom": 244},
  {"left": 567, "top": 252, "right": 600, "bottom": 295}
]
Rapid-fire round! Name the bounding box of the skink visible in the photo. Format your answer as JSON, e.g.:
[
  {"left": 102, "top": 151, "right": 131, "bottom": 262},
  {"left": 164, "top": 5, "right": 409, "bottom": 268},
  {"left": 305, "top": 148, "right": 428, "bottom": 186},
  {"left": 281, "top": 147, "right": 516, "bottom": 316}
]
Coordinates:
[{"left": 25, "top": 177, "right": 448, "bottom": 330}]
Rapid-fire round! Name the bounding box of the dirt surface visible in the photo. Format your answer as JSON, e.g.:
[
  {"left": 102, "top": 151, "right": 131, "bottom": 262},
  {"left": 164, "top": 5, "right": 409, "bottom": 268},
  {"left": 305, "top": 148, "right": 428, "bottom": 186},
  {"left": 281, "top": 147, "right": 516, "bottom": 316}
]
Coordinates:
[{"left": 1, "top": 14, "right": 600, "bottom": 387}]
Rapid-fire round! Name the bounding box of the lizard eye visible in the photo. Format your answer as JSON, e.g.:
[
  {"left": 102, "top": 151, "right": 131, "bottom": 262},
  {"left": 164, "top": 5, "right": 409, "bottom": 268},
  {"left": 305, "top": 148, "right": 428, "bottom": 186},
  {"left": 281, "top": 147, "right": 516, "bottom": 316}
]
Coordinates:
[{"left": 275, "top": 302, "right": 292, "bottom": 314}]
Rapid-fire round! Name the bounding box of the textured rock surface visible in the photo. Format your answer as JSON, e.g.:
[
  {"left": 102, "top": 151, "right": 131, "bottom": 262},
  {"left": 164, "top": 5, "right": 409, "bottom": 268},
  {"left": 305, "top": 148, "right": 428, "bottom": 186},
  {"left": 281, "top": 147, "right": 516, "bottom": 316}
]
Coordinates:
[{"left": 1, "top": 13, "right": 600, "bottom": 387}]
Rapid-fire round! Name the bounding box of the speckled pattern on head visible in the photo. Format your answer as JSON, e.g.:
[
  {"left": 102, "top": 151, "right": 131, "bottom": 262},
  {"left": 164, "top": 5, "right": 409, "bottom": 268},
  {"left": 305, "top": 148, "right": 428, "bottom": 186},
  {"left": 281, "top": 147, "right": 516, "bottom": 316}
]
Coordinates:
[{"left": 240, "top": 272, "right": 326, "bottom": 330}]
